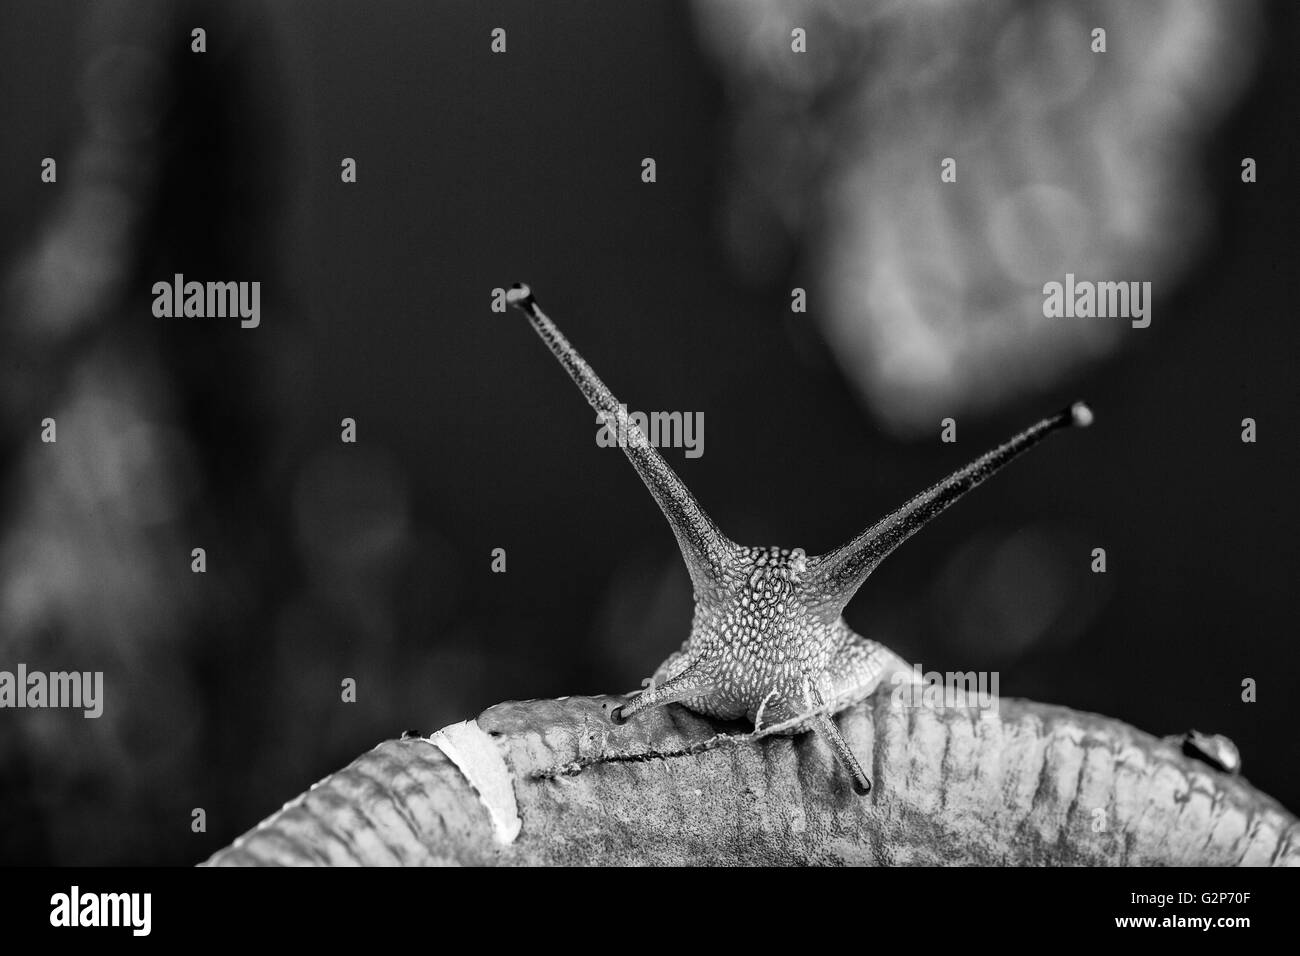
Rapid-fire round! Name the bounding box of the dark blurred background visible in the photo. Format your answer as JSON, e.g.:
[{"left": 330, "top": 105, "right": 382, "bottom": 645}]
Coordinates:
[{"left": 0, "top": 0, "right": 1295, "bottom": 865}]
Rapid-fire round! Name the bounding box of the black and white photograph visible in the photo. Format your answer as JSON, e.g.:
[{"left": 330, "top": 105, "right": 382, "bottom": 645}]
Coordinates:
[{"left": 0, "top": 0, "right": 1296, "bottom": 934}]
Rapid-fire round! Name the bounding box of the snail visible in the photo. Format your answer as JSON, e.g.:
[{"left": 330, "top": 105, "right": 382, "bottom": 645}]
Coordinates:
[{"left": 505, "top": 283, "right": 1091, "bottom": 794}]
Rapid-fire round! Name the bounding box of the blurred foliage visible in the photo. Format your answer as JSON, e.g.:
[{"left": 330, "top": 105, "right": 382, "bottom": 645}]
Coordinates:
[{"left": 693, "top": 0, "right": 1260, "bottom": 434}]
